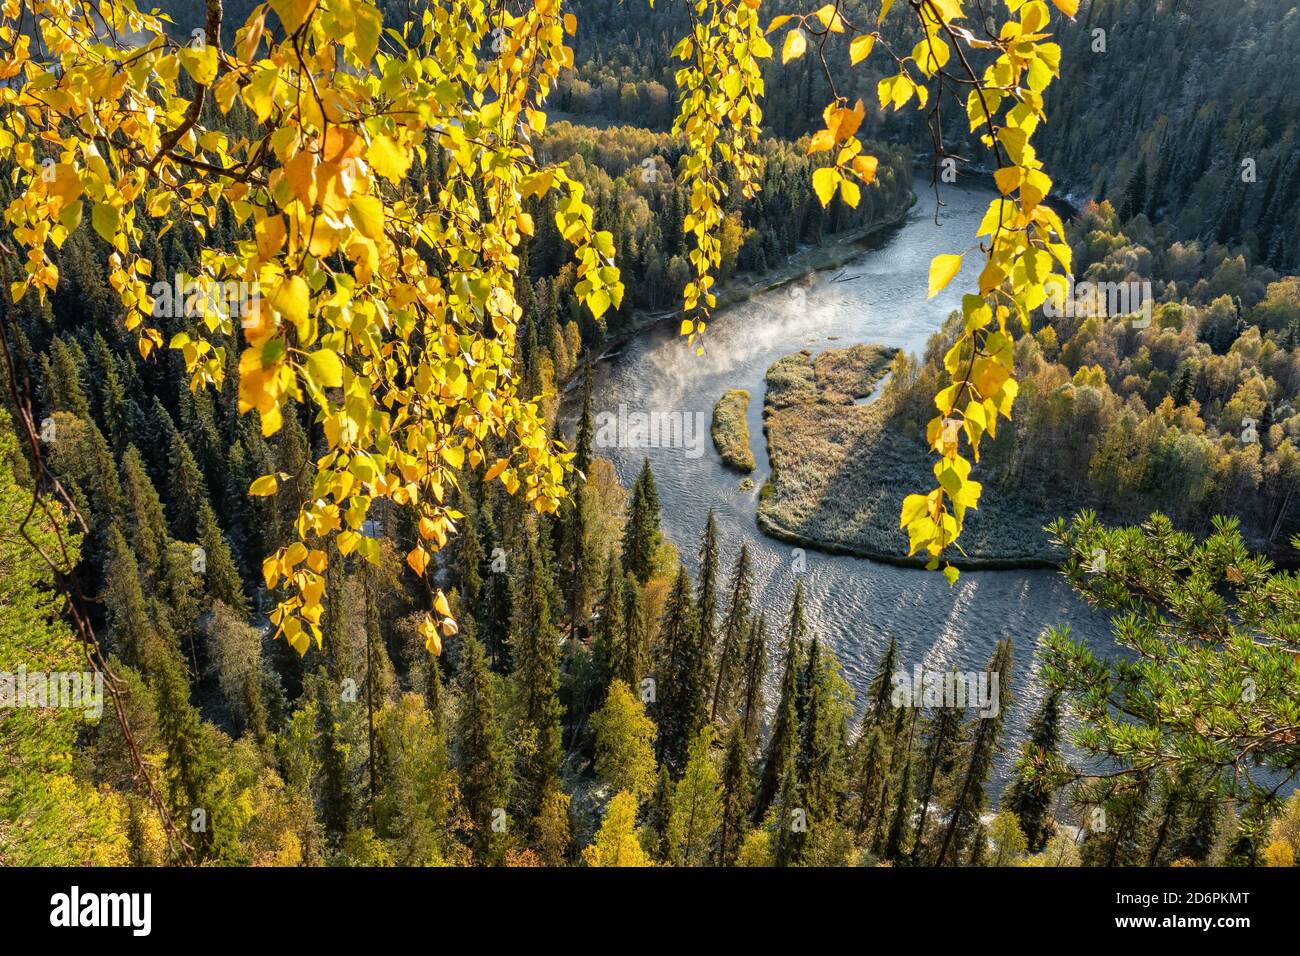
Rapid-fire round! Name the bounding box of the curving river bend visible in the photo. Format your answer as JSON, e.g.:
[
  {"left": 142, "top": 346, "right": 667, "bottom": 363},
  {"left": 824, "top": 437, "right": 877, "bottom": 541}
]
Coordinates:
[{"left": 575, "top": 183, "right": 1112, "bottom": 786}]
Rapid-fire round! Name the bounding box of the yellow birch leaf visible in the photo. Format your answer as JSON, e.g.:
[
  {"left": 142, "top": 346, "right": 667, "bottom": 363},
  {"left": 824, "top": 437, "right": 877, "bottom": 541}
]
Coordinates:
[
  {"left": 271, "top": 275, "right": 309, "bottom": 327},
  {"left": 270, "top": 0, "right": 319, "bottom": 32},
  {"left": 368, "top": 135, "right": 410, "bottom": 183},
  {"left": 928, "top": 254, "right": 963, "bottom": 298},
  {"left": 812, "top": 167, "right": 840, "bottom": 206},
  {"left": 306, "top": 349, "right": 343, "bottom": 388},
  {"left": 850, "top": 33, "right": 875, "bottom": 64},
  {"left": 782, "top": 29, "right": 807, "bottom": 64}
]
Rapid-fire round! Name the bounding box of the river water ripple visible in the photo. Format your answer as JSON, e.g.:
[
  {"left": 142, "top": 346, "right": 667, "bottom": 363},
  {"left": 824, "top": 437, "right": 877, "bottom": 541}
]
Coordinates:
[{"left": 576, "top": 183, "right": 1113, "bottom": 786}]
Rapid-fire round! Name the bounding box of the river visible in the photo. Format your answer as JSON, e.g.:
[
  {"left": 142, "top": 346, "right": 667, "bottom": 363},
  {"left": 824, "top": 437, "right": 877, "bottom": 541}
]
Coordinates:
[{"left": 574, "top": 182, "right": 1113, "bottom": 787}]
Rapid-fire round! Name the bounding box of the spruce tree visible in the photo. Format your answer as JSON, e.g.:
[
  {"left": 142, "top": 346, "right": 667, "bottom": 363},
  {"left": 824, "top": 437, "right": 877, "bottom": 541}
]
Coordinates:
[
  {"left": 796, "top": 633, "right": 826, "bottom": 801},
  {"left": 644, "top": 764, "right": 673, "bottom": 859},
  {"left": 1079, "top": 776, "right": 1154, "bottom": 867},
  {"left": 362, "top": 560, "right": 396, "bottom": 818},
  {"left": 119, "top": 444, "right": 170, "bottom": 582},
  {"left": 1142, "top": 773, "right": 1190, "bottom": 867},
  {"left": 153, "top": 649, "right": 229, "bottom": 861},
  {"left": 61, "top": 418, "right": 125, "bottom": 529},
  {"left": 559, "top": 354, "right": 598, "bottom": 635},
  {"left": 105, "top": 522, "right": 232, "bottom": 858},
  {"left": 44, "top": 336, "right": 92, "bottom": 421},
  {"left": 323, "top": 538, "right": 352, "bottom": 682},
  {"left": 712, "top": 542, "right": 753, "bottom": 721},
  {"left": 935, "top": 639, "right": 1013, "bottom": 866},
  {"left": 423, "top": 649, "right": 445, "bottom": 736},
  {"left": 850, "top": 724, "right": 890, "bottom": 838},
  {"left": 315, "top": 672, "right": 356, "bottom": 841},
  {"left": 456, "top": 635, "right": 512, "bottom": 862},
  {"left": 786, "top": 582, "right": 809, "bottom": 718},
  {"left": 103, "top": 524, "right": 162, "bottom": 673},
  {"left": 162, "top": 410, "right": 209, "bottom": 542},
  {"left": 1120, "top": 159, "right": 1148, "bottom": 221},
  {"left": 754, "top": 588, "right": 804, "bottom": 822},
  {"left": 864, "top": 634, "right": 900, "bottom": 731},
  {"left": 617, "top": 571, "right": 649, "bottom": 691},
  {"left": 910, "top": 681, "right": 963, "bottom": 862},
  {"left": 195, "top": 498, "right": 248, "bottom": 615},
  {"left": 737, "top": 612, "right": 768, "bottom": 748},
  {"left": 271, "top": 403, "right": 310, "bottom": 550},
  {"left": 883, "top": 711, "right": 917, "bottom": 862},
  {"left": 573, "top": 353, "right": 595, "bottom": 476},
  {"left": 1171, "top": 363, "right": 1196, "bottom": 407},
  {"left": 478, "top": 490, "right": 512, "bottom": 669},
  {"left": 1168, "top": 785, "right": 1220, "bottom": 864},
  {"left": 621, "top": 458, "right": 661, "bottom": 583},
  {"left": 90, "top": 335, "right": 128, "bottom": 452},
  {"left": 510, "top": 529, "right": 564, "bottom": 819},
  {"left": 717, "top": 722, "right": 753, "bottom": 865},
  {"left": 592, "top": 554, "right": 624, "bottom": 694},
  {"left": 454, "top": 492, "right": 485, "bottom": 628},
  {"left": 695, "top": 509, "right": 720, "bottom": 686},
  {"left": 654, "top": 564, "right": 705, "bottom": 773},
  {"left": 522, "top": 307, "right": 543, "bottom": 402},
  {"left": 1002, "top": 690, "right": 1063, "bottom": 853},
  {"left": 770, "top": 745, "right": 805, "bottom": 866}
]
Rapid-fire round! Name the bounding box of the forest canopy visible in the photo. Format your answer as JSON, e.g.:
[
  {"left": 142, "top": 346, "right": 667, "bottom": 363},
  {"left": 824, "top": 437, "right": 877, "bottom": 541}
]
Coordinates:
[{"left": 1, "top": 0, "right": 1297, "bottom": 872}]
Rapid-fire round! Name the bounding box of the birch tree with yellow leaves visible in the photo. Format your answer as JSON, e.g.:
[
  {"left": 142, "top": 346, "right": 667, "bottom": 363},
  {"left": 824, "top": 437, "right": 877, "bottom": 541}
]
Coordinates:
[{"left": 0, "top": 4, "right": 1076, "bottom": 845}]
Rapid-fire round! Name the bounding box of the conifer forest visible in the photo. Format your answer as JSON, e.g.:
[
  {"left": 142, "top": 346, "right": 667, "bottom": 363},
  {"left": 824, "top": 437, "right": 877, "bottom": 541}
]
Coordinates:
[{"left": 1, "top": 0, "right": 1299, "bottom": 905}]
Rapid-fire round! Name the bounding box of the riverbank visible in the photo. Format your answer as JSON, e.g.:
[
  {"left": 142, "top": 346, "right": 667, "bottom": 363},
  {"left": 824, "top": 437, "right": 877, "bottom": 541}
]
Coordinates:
[
  {"left": 586, "top": 192, "right": 919, "bottom": 369},
  {"left": 757, "top": 345, "right": 1067, "bottom": 569}
]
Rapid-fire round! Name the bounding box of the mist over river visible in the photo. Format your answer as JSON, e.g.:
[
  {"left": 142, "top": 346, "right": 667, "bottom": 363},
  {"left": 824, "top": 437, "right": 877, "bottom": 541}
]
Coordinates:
[{"left": 568, "top": 182, "right": 1113, "bottom": 790}]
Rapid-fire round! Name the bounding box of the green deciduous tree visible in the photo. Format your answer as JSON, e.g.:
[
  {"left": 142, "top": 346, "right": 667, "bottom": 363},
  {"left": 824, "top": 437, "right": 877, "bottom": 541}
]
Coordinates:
[
  {"left": 666, "top": 726, "right": 722, "bottom": 866},
  {"left": 592, "top": 679, "right": 658, "bottom": 802}
]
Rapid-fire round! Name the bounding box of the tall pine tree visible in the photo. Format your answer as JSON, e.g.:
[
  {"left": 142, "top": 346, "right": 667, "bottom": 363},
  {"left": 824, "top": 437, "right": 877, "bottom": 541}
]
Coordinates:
[
  {"left": 510, "top": 529, "right": 564, "bottom": 820},
  {"left": 1002, "top": 690, "right": 1063, "bottom": 853},
  {"left": 754, "top": 585, "right": 805, "bottom": 822},
  {"left": 935, "top": 639, "right": 1013, "bottom": 866},
  {"left": 621, "top": 458, "right": 661, "bottom": 583},
  {"left": 712, "top": 541, "right": 752, "bottom": 721}
]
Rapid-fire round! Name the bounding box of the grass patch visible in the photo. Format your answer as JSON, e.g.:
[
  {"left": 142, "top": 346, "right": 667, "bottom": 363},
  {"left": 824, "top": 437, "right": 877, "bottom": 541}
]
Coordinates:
[
  {"left": 757, "top": 344, "right": 1064, "bottom": 566},
  {"left": 711, "top": 389, "right": 756, "bottom": 472}
]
